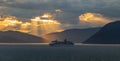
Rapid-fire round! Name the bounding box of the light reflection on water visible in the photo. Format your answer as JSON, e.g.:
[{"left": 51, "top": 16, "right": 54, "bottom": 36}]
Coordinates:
[
  {"left": 0, "top": 43, "right": 49, "bottom": 45},
  {"left": 0, "top": 43, "right": 120, "bottom": 46}
]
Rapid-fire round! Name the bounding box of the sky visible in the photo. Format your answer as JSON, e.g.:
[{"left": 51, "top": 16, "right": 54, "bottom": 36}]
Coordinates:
[{"left": 0, "top": 0, "right": 120, "bottom": 29}]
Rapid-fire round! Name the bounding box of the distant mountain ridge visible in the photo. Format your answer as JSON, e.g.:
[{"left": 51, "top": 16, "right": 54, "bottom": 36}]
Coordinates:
[
  {"left": 42, "top": 28, "right": 100, "bottom": 43},
  {"left": 83, "top": 21, "right": 120, "bottom": 44},
  {"left": 0, "top": 31, "right": 44, "bottom": 43}
]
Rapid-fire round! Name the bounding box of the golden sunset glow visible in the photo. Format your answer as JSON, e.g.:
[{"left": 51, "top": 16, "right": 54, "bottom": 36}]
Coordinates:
[
  {"left": 20, "top": 22, "right": 31, "bottom": 33},
  {"left": 41, "top": 13, "right": 53, "bottom": 19},
  {"left": 0, "top": 12, "right": 113, "bottom": 37},
  {"left": 30, "top": 13, "right": 62, "bottom": 36},
  {"left": 79, "top": 12, "right": 112, "bottom": 27},
  {"left": 0, "top": 13, "right": 63, "bottom": 36},
  {"left": 0, "top": 17, "right": 22, "bottom": 30}
]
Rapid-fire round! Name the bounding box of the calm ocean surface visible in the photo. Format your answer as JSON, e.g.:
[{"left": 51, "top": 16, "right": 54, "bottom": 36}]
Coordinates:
[{"left": 0, "top": 43, "right": 119, "bottom": 61}]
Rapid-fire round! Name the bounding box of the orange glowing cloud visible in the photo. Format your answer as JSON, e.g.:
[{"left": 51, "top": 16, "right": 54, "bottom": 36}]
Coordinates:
[
  {"left": 79, "top": 12, "right": 113, "bottom": 27},
  {"left": 30, "top": 13, "right": 63, "bottom": 36},
  {"left": 0, "top": 13, "right": 63, "bottom": 36}
]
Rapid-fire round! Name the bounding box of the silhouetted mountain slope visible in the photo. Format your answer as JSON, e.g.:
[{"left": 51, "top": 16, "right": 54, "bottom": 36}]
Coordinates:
[
  {"left": 0, "top": 31, "right": 44, "bottom": 43},
  {"left": 83, "top": 21, "right": 120, "bottom": 44},
  {"left": 42, "top": 28, "right": 100, "bottom": 43}
]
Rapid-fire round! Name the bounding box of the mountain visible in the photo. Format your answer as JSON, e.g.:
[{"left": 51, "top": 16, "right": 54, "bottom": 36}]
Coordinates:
[
  {"left": 83, "top": 21, "right": 120, "bottom": 44},
  {"left": 0, "top": 31, "right": 44, "bottom": 43},
  {"left": 42, "top": 28, "right": 100, "bottom": 43}
]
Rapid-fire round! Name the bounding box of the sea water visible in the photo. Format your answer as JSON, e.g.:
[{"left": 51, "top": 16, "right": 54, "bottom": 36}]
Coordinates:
[{"left": 0, "top": 43, "right": 119, "bottom": 61}]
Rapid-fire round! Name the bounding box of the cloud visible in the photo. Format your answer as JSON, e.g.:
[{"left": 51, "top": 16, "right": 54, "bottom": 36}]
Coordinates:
[
  {"left": 79, "top": 12, "right": 113, "bottom": 27},
  {"left": 0, "top": 0, "right": 120, "bottom": 28}
]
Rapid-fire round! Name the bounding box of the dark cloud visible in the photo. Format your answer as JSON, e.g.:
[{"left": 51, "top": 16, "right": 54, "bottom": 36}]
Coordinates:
[{"left": 2, "top": 0, "right": 68, "bottom": 9}]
